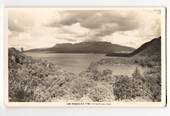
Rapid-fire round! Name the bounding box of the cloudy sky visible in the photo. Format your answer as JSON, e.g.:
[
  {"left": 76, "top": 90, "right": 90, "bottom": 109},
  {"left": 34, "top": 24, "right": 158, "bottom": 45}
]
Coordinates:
[{"left": 8, "top": 8, "right": 162, "bottom": 50}]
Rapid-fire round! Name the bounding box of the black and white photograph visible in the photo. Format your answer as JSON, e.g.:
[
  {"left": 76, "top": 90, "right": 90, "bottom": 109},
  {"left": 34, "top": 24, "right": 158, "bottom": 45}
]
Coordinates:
[{"left": 5, "top": 7, "right": 166, "bottom": 106}]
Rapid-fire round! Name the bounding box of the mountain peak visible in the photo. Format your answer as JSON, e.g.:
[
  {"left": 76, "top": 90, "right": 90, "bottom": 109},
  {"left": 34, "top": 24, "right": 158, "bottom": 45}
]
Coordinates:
[{"left": 26, "top": 41, "right": 134, "bottom": 54}]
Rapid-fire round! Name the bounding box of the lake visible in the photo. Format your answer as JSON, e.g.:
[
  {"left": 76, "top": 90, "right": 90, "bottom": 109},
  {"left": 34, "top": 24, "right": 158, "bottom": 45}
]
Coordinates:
[
  {"left": 97, "top": 64, "right": 145, "bottom": 77},
  {"left": 25, "top": 52, "right": 107, "bottom": 74},
  {"left": 25, "top": 52, "right": 144, "bottom": 76}
]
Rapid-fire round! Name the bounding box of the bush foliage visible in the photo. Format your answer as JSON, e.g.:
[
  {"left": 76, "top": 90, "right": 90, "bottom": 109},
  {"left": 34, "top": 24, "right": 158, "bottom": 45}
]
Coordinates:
[{"left": 8, "top": 48, "right": 161, "bottom": 102}]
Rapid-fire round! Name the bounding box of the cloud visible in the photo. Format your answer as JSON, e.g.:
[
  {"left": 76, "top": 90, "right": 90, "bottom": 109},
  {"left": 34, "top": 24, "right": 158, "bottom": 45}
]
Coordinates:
[
  {"left": 134, "top": 10, "right": 161, "bottom": 40},
  {"left": 8, "top": 8, "right": 163, "bottom": 49},
  {"left": 59, "top": 23, "right": 89, "bottom": 36},
  {"left": 48, "top": 10, "right": 140, "bottom": 40},
  {"left": 8, "top": 10, "right": 34, "bottom": 32},
  {"left": 8, "top": 19, "right": 25, "bottom": 32}
]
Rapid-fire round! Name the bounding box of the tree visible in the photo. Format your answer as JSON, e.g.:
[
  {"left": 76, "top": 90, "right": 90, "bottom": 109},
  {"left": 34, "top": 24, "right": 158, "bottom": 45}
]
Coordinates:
[
  {"left": 132, "top": 67, "right": 141, "bottom": 78},
  {"left": 21, "top": 48, "right": 24, "bottom": 52}
]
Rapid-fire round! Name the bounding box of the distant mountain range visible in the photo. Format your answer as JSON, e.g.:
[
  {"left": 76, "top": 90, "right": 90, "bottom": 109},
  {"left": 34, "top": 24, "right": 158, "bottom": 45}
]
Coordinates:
[
  {"left": 25, "top": 41, "right": 134, "bottom": 54},
  {"left": 106, "top": 36, "right": 161, "bottom": 57}
]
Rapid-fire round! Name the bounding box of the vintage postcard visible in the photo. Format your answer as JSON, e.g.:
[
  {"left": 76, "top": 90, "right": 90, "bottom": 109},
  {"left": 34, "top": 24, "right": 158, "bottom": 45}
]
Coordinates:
[{"left": 5, "top": 7, "right": 166, "bottom": 107}]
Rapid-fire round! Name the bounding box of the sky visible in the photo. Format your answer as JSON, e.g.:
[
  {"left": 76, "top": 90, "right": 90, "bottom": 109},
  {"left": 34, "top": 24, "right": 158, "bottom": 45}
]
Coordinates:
[{"left": 7, "top": 8, "right": 162, "bottom": 50}]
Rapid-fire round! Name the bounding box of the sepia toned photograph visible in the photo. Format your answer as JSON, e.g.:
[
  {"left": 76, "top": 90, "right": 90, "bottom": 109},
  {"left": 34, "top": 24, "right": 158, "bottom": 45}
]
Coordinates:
[{"left": 5, "top": 7, "right": 166, "bottom": 107}]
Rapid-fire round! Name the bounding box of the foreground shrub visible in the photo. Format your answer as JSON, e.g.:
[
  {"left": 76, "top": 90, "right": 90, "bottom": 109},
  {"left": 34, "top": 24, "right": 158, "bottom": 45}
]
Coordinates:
[
  {"left": 69, "top": 77, "right": 96, "bottom": 99},
  {"left": 88, "top": 82, "right": 114, "bottom": 102},
  {"left": 113, "top": 68, "right": 152, "bottom": 101},
  {"left": 8, "top": 48, "right": 77, "bottom": 102},
  {"left": 143, "top": 69, "right": 161, "bottom": 102}
]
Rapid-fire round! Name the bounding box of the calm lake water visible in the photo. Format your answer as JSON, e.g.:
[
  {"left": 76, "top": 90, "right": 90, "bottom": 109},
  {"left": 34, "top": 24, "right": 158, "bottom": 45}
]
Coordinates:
[
  {"left": 25, "top": 52, "right": 143, "bottom": 76},
  {"left": 25, "top": 52, "right": 107, "bottom": 74},
  {"left": 97, "top": 64, "right": 144, "bottom": 77}
]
